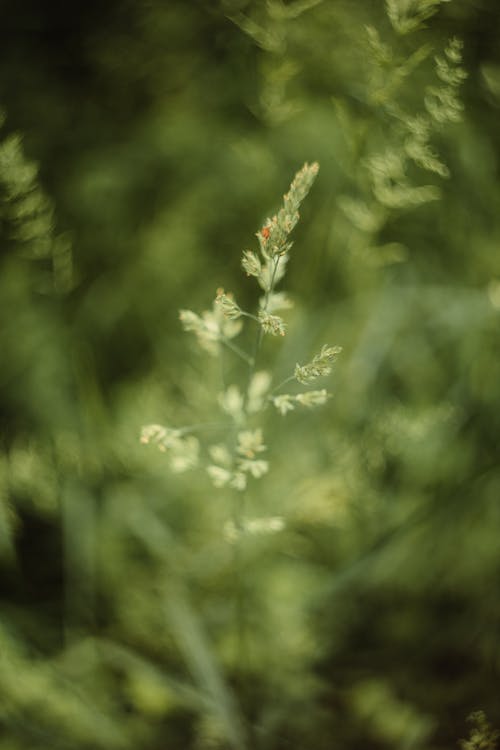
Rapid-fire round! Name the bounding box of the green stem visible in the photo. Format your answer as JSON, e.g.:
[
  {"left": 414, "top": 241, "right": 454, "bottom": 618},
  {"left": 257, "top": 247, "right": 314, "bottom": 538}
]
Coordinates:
[
  {"left": 243, "top": 256, "right": 281, "bottom": 412},
  {"left": 177, "top": 421, "right": 231, "bottom": 436},
  {"left": 269, "top": 374, "right": 295, "bottom": 396},
  {"left": 239, "top": 310, "right": 260, "bottom": 323},
  {"left": 221, "top": 336, "right": 254, "bottom": 366},
  {"left": 231, "top": 256, "right": 281, "bottom": 732}
]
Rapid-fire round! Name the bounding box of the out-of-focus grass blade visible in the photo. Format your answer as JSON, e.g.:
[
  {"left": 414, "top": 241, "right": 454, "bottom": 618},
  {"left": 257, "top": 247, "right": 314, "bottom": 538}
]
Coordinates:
[{"left": 126, "top": 505, "right": 248, "bottom": 750}]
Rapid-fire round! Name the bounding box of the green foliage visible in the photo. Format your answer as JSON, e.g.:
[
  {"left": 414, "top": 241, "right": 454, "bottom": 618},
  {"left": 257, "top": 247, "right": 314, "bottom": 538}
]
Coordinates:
[
  {"left": 461, "top": 712, "right": 500, "bottom": 750},
  {"left": 386, "top": 0, "right": 451, "bottom": 35},
  {"left": 1, "top": 1, "right": 500, "bottom": 749},
  {"left": 0, "top": 116, "right": 72, "bottom": 293}
]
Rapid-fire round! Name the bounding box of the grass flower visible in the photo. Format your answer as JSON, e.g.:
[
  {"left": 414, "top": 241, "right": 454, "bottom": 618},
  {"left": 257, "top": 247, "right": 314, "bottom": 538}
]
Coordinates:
[
  {"left": 142, "top": 163, "right": 341, "bottom": 495},
  {"left": 295, "top": 345, "right": 343, "bottom": 384}
]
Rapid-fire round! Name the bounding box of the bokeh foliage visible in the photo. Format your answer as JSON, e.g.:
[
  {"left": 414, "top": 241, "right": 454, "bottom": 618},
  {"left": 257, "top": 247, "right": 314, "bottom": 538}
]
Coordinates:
[{"left": 1, "top": 1, "right": 499, "bottom": 748}]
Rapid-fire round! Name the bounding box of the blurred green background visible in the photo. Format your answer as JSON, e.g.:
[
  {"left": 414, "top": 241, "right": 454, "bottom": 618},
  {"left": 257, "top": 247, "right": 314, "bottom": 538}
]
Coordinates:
[{"left": 1, "top": 1, "right": 499, "bottom": 748}]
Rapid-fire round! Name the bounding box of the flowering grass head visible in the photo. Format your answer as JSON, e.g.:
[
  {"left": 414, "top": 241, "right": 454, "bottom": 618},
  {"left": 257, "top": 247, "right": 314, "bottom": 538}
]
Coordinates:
[{"left": 142, "top": 162, "right": 341, "bottom": 497}]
